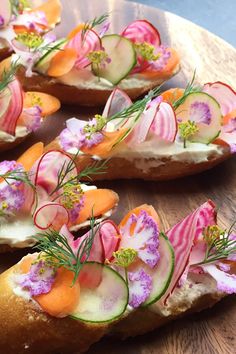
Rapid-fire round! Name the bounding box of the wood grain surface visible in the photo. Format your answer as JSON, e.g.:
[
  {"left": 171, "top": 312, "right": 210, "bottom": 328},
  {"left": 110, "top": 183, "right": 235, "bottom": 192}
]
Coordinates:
[{"left": 0, "top": 0, "right": 236, "bottom": 353}]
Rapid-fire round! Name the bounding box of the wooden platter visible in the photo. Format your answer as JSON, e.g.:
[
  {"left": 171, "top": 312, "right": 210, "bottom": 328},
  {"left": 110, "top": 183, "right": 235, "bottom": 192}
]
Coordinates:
[{"left": 0, "top": 0, "right": 236, "bottom": 353}]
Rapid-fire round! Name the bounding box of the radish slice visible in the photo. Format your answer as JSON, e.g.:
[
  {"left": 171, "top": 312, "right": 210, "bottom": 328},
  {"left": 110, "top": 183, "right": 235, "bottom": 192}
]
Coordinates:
[
  {"left": 151, "top": 102, "right": 177, "bottom": 142},
  {"left": 203, "top": 81, "right": 236, "bottom": 116},
  {"left": 66, "top": 29, "right": 101, "bottom": 69},
  {"left": 31, "top": 150, "right": 78, "bottom": 195},
  {"left": 0, "top": 0, "right": 12, "bottom": 28},
  {"left": 34, "top": 202, "right": 69, "bottom": 230},
  {"left": 71, "top": 262, "right": 128, "bottom": 323},
  {"left": 103, "top": 88, "right": 132, "bottom": 131},
  {"left": 0, "top": 78, "right": 23, "bottom": 135},
  {"left": 163, "top": 201, "right": 216, "bottom": 300}
]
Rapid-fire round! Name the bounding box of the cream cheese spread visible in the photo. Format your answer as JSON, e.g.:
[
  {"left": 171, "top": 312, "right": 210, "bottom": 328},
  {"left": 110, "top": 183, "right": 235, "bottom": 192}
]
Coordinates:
[{"left": 0, "top": 125, "right": 28, "bottom": 143}]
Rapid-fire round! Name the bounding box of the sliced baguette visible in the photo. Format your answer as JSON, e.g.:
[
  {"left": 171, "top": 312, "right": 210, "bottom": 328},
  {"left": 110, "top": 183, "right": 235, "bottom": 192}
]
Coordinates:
[
  {"left": 16, "top": 61, "right": 180, "bottom": 106},
  {"left": 0, "top": 266, "right": 227, "bottom": 353},
  {"left": 45, "top": 138, "right": 232, "bottom": 181}
]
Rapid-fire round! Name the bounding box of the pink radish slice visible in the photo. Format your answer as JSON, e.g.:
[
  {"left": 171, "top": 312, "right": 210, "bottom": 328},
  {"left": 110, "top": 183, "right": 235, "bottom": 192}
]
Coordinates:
[
  {"left": 0, "top": 78, "right": 23, "bottom": 136},
  {"left": 78, "top": 262, "right": 103, "bottom": 289},
  {"left": 66, "top": 29, "right": 101, "bottom": 69},
  {"left": 31, "top": 150, "right": 78, "bottom": 195},
  {"left": 163, "top": 200, "right": 216, "bottom": 301},
  {"left": 203, "top": 81, "right": 236, "bottom": 116},
  {"left": 0, "top": 0, "right": 12, "bottom": 28},
  {"left": 34, "top": 202, "right": 69, "bottom": 230},
  {"left": 151, "top": 102, "right": 177, "bottom": 142}
]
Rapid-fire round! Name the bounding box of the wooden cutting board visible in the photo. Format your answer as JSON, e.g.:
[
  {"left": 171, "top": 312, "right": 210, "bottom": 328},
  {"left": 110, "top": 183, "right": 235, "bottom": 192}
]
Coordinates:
[{"left": 0, "top": 0, "right": 235, "bottom": 353}]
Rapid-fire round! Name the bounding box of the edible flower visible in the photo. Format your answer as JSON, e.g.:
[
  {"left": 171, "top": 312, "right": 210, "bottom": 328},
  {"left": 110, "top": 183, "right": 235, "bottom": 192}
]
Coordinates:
[
  {"left": 20, "top": 105, "right": 42, "bottom": 132},
  {"left": 128, "top": 269, "right": 152, "bottom": 308},
  {"left": 113, "top": 248, "right": 137, "bottom": 268},
  {"left": 178, "top": 120, "right": 199, "bottom": 147},
  {"left": 87, "top": 50, "right": 111, "bottom": 68},
  {"left": 189, "top": 101, "right": 212, "bottom": 125},
  {"left": 15, "top": 32, "right": 44, "bottom": 49},
  {"left": 0, "top": 184, "right": 25, "bottom": 218},
  {"left": 60, "top": 183, "right": 84, "bottom": 222}
]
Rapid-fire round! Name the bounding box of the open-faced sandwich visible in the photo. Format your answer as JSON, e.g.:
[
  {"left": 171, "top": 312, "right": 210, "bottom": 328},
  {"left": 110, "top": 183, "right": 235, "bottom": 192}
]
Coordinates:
[
  {"left": 0, "top": 0, "right": 62, "bottom": 61},
  {"left": 0, "top": 61, "right": 60, "bottom": 151},
  {"left": 47, "top": 79, "right": 236, "bottom": 180},
  {"left": 0, "top": 201, "right": 235, "bottom": 353},
  {"left": 10, "top": 14, "right": 180, "bottom": 105},
  {"left": 0, "top": 144, "right": 118, "bottom": 253}
]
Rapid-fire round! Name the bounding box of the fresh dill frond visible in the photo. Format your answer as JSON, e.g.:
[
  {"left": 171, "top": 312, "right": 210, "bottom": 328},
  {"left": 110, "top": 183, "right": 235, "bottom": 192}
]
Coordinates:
[
  {"left": 34, "top": 215, "right": 99, "bottom": 284},
  {"left": 194, "top": 222, "right": 236, "bottom": 265},
  {"left": 0, "top": 61, "right": 19, "bottom": 92},
  {"left": 0, "top": 168, "right": 35, "bottom": 191},
  {"left": 78, "top": 159, "right": 107, "bottom": 181},
  {"left": 82, "top": 13, "right": 110, "bottom": 39},
  {"left": 172, "top": 70, "right": 201, "bottom": 110}
]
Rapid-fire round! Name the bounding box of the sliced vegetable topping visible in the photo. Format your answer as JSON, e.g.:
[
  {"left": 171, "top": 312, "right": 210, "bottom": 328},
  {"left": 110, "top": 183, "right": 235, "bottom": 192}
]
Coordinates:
[
  {"left": 0, "top": 0, "right": 12, "bottom": 28},
  {"left": 151, "top": 102, "right": 177, "bottom": 142}
]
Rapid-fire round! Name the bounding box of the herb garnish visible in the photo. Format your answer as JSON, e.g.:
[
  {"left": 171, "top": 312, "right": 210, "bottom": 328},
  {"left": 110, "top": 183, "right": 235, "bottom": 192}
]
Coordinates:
[
  {"left": 172, "top": 71, "right": 201, "bottom": 110},
  {"left": 82, "top": 13, "right": 110, "bottom": 39},
  {"left": 0, "top": 61, "right": 19, "bottom": 93}
]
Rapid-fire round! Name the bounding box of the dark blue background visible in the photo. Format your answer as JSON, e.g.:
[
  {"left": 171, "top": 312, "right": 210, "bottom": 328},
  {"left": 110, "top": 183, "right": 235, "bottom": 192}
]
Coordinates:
[{"left": 129, "top": 0, "right": 236, "bottom": 47}]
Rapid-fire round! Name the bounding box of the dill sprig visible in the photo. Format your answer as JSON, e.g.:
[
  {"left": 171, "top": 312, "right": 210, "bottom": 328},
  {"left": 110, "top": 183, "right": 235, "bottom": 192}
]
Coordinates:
[
  {"left": 194, "top": 222, "right": 236, "bottom": 265},
  {"left": 172, "top": 71, "right": 201, "bottom": 110},
  {"left": 34, "top": 215, "right": 99, "bottom": 284},
  {"left": 0, "top": 168, "right": 35, "bottom": 191},
  {"left": 0, "top": 61, "right": 19, "bottom": 92},
  {"left": 82, "top": 13, "right": 110, "bottom": 39}
]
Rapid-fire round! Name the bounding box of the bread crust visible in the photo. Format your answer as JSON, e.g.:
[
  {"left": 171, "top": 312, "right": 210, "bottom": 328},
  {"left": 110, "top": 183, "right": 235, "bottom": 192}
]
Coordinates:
[
  {"left": 16, "top": 65, "right": 180, "bottom": 106},
  {"left": 0, "top": 134, "right": 28, "bottom": 153},
  {"left": 0, "top": 46, "right": 12, "bottom": 62},
  {"left": 46, "top": 138, "right": 232, "bottom": 181}
]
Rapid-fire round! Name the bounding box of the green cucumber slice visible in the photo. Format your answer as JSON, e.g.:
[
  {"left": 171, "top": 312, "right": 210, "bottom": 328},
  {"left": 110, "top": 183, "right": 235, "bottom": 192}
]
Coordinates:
[
  {"left": 142, "top": 233, "right": 174, "bottom": 306},
  {"left": 176, "top": 92, "right": 222, "bottom": 144},
  {"left": 35, "top": 38, "right": 68, "bottom": 74},
  {"left": 70, "top": 262, "right": 128, "bottom": 323},
  {"left": 92, "top": 34, "right": 137, "bottom": 85}
]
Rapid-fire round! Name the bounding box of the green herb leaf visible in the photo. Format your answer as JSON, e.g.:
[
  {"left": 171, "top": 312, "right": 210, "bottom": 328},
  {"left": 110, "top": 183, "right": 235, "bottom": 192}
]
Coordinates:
[
  {"left": 82, "top": 13, "right": 110, "bottom": 39},
  {"left": 0, "top": 61, "right": 19, "bottom": 93},
  {"left": 172, "top": 70, "right": 201, "bottom": 109}
]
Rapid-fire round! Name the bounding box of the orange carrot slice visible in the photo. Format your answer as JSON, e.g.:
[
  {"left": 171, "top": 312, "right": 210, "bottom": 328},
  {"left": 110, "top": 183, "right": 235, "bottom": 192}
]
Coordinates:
[
  {"left": 17, "top": 142, "right": 44, "bottom": 171},
  {"left": 212, "top": 138, "right": 230, "bottom": 148},
  {"left": 223, "top": 109, "right": 236, "bottom": 125},
  {"left": 75, "top": 189, "right": 119, "bottom": 225},
  {"left": 34, "top": 267, "right": 80, "bottom": 317},
  {"left": 24, "top": 92, "right": 61, "bottom": 116},
  {"left": 31, "top": 0, "right": 62, "bottom": 28},
  {"left": 140, "top": 48, "right": 180, "bottom": 79},
  {"left": 81, "top": 129, "right": 127, "bottom": 158},
  {"left": 161, "top": 88, "right": 184, "bottom": 105},
  {"left": 47, "top": 47, "right": 77, "bottom": 77},
  {"left": 67, "top": 23, "right": 85, "bottom": 40},
  {"left": 119, "top": 204, "right": 160, "bottom": 230},
  {"left": 0, "top": 57, "right": 11, "bottom": 77}
]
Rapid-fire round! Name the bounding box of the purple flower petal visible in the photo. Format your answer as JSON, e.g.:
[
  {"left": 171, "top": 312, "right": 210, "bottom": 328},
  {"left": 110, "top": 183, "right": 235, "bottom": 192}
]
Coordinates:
[
  {"left": 20, "top": 106, "right": 42, "bottom": 132},
  {"left": 128, "top": 268, "right": 152, "bottom": 308},
  {"left": 189, "top": 101, "right": 212, "bottom": 125},
  {"left": 202, "top": 264, "right": 236, "bottom": 294}
]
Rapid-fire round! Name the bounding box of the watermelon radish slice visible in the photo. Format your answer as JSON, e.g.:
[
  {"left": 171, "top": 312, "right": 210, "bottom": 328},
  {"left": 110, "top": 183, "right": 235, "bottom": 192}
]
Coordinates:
[
  {"left": 151, "top": 102, "right": 177, "bottom": 142},
  {"left": 33, "top": 202, "right": 69, "bottom": 230},
  {"left": 0, "top": 78, "right": 23, "bottom": 135},
  {"left": 103, "top": 88, "right": 132, "bottom": 131},
  {"left": 92, "top": 34, "right": 136, "bottom": 85},
  {"left": 70, "top": 262, "right": 128, "bottom": 323},
  {"left": 142, "top": 233, "right": 174, "bottom": 306},
  {"left": 203, "top": 81, "right": 236, "bottom": 116},
  {"left": 175, "top": 92, "right": 222, "bottom": 144},
  {"left": 0, "top": 0, "right": 12, "bottom": 28}
]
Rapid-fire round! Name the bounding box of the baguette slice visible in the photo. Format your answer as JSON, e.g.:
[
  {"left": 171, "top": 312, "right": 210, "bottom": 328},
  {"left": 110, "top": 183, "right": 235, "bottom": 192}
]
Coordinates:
[{"left": 0, "top": 266, "right": 227, "bottom": 353}]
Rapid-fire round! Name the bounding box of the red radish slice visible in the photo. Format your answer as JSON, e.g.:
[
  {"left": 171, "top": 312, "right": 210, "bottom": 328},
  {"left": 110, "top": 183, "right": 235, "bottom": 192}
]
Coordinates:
[
  {"left": 34, "top": 202, "right": 69, "bottom": 230},
  {"left": 151, "top": 102, "right": 177, "bottom": 142},
  {"left": 203, "top": 81, "right": 236, "bottom": 116},
  {"left": 0, "top": 0, "right": 12, "bottom": 28},
  {"left": 66, "top": 29, "right": 101, "bottom": 69},
  {"left": 31, "top": 150, "right": 78, "bottom": 195},
  {"left": 78, "top": 262, "right": 103, "bottom": 289},
  {"left": 0, "top": 87, "right": 11, "bottom": 119},
  {"left": 163, "top": 200, "right": 216, "bottom": 301},
  {"left": 103, "top": 88, "right": 132, "bottom": 131},
  {"left": 0, "top": 78, "right": 23, "bottom": 135}
]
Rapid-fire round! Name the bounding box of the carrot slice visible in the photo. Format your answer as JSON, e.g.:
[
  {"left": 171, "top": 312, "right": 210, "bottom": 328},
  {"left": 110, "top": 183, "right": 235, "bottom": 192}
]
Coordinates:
[
  {"left": 119, "top": 204, "right": 160, "bottom": 230},
  {"left": 34, "top": 267, "right": 80, "bottom": 317},
  {"left": 17, "top": 142, "right": 44, "bottom": 171},
  {"left": 0, "top": 57, "right": 11, "bottom": 77},
  {"left": 81, "top": 129, "right": 127, "bottom": 158},
  {"left": 140, "top": 48, "right": 180, "bottom": 79},
  {"left": 67, "top": 23, "right": 85, "bottom": 40},
  {"left": 223, "top": 109, "right": 236, "bottom": 125},
  {"left": 30, "top": 0, "right": 62, "bottom": 28},
  {"left": 75, "top": 189, "right": 119, "bottom": 224},
  {"left": 24, "top": 92, "right": 61, "bottom": 117},
  {"left": 47, "top": 47, "right": 77, "bottom": 77},
  {"left": 212, "top": 138, "right": 230, "bottom": 148},
  {"left": 161, "top": 88, "right": 184, "bottom": 105}
]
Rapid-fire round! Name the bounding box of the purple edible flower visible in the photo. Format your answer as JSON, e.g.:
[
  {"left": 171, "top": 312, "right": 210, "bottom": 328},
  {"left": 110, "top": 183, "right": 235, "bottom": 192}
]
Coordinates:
[
  {"left": 149, "top": 45, "right": 171, "bottom": 71},
  {"left": 21, "top": 106, "right": 42, "bottom": 132},
  {"left": 202, "top": 264, "right": 236, "bottom": 294},
  {"left": 128, "top": 268, "right": 152, "bottom": 308},
  {"left": 16, "top": 259, "right": 56, "bottom": 296},
  {"left": 0, "top": 184, "right": 25, "bottom": 216},
  {"left": 99, "top": 22, "right": 110, "bottom": 37},
  {"left": 218, "top": 262, "right": 231, "bottom": 272},
  {"left": 224, "top": 117, "right": 236, "bottom": 133},
  {"left": 119, "top": 210, "right": 160, "bottom": 268},
  {"left": 0, "top": 15, "right": 5, "bottom": 28},
  {"left": 190, "top": 101, "right": 212, "bottom": 125}
]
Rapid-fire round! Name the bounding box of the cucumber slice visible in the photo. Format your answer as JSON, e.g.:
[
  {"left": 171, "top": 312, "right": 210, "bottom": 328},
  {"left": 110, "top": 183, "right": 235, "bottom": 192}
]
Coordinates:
[
  {"left": 35, "top": 38, "right": 68, "bottom": 74},
  {"left": 142, "top": 233, "right": 175, "bottom": 306},
  {"left": 0, "top": 0, "right": 12, "bottom": 28},
  {"left": 92, "top": 34, "right": 136, "bottom": 85},
  {"left": 176, "top": 92, "right": 222, "bottom": 144},
  {"left": 70, "top": 262, "right": 128, "bottom": 323}
]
